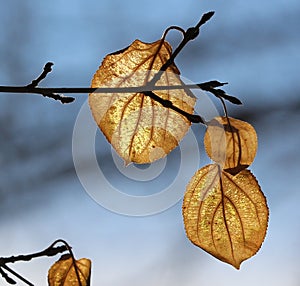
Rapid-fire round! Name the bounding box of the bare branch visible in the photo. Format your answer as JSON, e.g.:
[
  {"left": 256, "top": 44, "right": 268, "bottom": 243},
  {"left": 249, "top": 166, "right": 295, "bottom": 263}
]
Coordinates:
[
  {"left": 0, "top": 82, "right": 233, "bottom": 95},
  {"left": 0, "top": 80, "right": 239, "bottom": 123},
  {"left": 0, "top": 12, "right": 240, "bottom": 123},
  {"left": 26, "top": 62, "right": 54, "bottom": 88},
  {"left": 0, "top": 240, "right": 69, "bottom": 285},
  {"left": 149, "top": 11, "right": 215, "bottom": 85}
]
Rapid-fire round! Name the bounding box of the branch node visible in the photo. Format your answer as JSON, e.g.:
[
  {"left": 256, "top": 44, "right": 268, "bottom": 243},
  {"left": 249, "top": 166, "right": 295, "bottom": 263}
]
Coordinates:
[
  {"left": 197, "top": 81, "right": 242, "bottom": 105},
  {"left": 185, "top": 27, "right": 199, "bottom": 41}
]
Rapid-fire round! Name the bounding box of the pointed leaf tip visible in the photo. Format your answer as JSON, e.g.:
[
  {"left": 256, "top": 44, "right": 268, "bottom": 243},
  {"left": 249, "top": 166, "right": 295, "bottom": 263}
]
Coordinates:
[{"left": 183, "top": 164, "right": 269, "bottom": 269}]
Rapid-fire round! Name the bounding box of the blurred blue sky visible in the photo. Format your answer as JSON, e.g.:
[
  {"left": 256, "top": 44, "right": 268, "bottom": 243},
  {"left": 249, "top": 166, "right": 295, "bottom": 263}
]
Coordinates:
[{"left": 0, "top": 0, "right": 299, "bottom": 285}]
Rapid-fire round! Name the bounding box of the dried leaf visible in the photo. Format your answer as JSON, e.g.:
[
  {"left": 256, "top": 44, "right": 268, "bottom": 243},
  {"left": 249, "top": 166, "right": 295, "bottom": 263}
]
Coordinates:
[
  {"left": 204, "top": 117, "right": 257, "bottom": 174},
  {"left": 48, "top": 254, "right": 91, "bottom": 286},
  {"left": 182, "top": 164, "right": 268, "bottom": 269},
  {"left": 89, "top": 39, "right": 195, "bottom": 164}
]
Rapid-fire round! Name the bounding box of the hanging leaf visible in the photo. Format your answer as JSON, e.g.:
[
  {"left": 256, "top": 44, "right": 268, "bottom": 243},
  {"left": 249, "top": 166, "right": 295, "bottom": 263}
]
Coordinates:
[
  {"left": 48, "top": 254, "right": 91, "bottom": 286},
  {"left": 204, "top": 117, "right": 257, "bottom": 174},
  {"left": 182, "top": 164, "right": 268, "bottom": 269},
  {"left": 89, "top": 39, "right": 195, "bottom": 164}
]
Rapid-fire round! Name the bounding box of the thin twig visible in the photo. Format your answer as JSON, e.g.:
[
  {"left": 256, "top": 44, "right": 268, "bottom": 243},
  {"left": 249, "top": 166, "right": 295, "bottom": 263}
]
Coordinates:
[
  {"left": 148, "top": 11, "right": 215, "bottom": 86},
  {"left": 0, "top": 240, "right": 69, "bottom": 285},
  {"left": 143, "top": 90, "right": 204, "bottom": 123},
  {"left": 0, "top": 267, "right": 17, "bottom": 285},
  {"left": 0, "top": 81, "right": 240, "bottom": 102},
  {"left": 26, "top": 62, "right": 54, "bottom": 88},
  {"left": 1, "top": 265, "right": 33, "bottom": 286},
  {"left": 0, "top": 245, "right": 68, "bottom": 265},
  {"left": 0, "top": 80, "right": 240, "bottom": 125},
  {"left": 0, "top": 12, "right": 241, "bottom": 123},
  {"left": 0, "top": 82, "right": 225, "bottom": 94}
]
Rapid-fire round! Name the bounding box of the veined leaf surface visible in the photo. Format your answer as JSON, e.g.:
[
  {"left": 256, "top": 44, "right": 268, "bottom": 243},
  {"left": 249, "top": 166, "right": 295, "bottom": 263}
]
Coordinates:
[
  {"left": 204, "top": 117, "right": 257, "bottom": 174},
  {"left": 89, "top": 39, "right": 195, "bottom": 164},
  {"left": 182, "top": 164, "right": 268, "bottom": 269}
]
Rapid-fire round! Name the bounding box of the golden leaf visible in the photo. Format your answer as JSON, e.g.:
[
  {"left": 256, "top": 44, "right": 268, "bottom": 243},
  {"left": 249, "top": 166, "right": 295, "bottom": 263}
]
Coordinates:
[
  {"left": 89, "top": 39, "right": 195, "bottom": 164},
  {"left": 182, "top": 164, "right": 268, "bottom": 269},
  {"left": 48, "top": 254, "right": 91, "bottom": 286},
  {"left": 204, "top": 117, "right": 257, "bottom": 174}
]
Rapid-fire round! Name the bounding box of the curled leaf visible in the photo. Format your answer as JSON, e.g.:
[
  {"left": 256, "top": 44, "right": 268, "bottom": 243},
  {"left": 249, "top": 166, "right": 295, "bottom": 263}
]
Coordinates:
[
  {"left": 89, "top": 39, "right": 195, "bottom": 164},
  {"left": 204, "top": 117, "right": 257, "bottom": 174},
  {"left": 182, "top": 164, "right": 268, "bottom": 269},
  {"left": 48, "top": 254, "right": 91, "bottom": 286}
]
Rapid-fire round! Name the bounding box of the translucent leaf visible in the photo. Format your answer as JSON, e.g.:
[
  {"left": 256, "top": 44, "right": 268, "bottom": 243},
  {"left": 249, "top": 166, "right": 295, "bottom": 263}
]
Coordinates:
[
  {"left": 182, "top": 164, "right": 268, "bottom": 269},
  {"left": 89, "top": 39, "right": 195, "bottom": 164},
  {"left": 204, "top": 117, "right": 257, "bottom": 174},
  {"left": 48, "top": 254, "right": 91, "bottom": 286}
]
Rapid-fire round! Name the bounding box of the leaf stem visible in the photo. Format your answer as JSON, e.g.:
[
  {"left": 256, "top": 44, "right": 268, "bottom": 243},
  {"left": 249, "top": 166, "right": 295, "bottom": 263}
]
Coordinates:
[
  {"left": 149, "top": 11, "right": 215, "bottom": 86},
  {"left": 144, "top": 91, "right": 204, "bottom": 123},
  {"left": 50, "top": 239, "right": 83, "bottom": 286},
  {"left": 161, "top": 26, "right": 185, "bottom": 41}
]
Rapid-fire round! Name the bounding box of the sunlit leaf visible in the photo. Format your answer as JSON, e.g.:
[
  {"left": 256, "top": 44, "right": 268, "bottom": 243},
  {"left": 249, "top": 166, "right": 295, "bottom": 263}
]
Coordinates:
[
  {"left": 182, "top": 164, "right": 268, "bottom": 269},
  {"left": 204, "top": 117, "right": 257, "bottom": 174},
  {"left": 89, "top": 39, "right": 195, "bottom": 164},
  {"left": 48, "top": 254, "right": 91, "bottom": 286}
]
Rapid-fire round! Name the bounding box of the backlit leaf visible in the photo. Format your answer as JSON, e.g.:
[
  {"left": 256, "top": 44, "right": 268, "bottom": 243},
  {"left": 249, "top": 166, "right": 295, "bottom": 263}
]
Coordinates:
[
  {"left": 48, "top": 254, "right": 91, "bottom": 286},
  {"left": 182, "top": 164, "right": 268, "bottom": 269},
  {"left": 204, "top": 117, "right": 257, "bottom": 174},
  {"left": 89, "top": 39, "right": 195, "bottom": 164}
]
